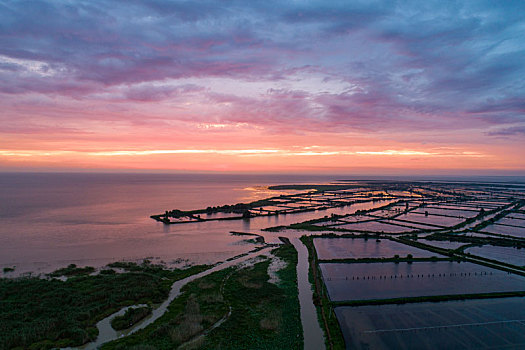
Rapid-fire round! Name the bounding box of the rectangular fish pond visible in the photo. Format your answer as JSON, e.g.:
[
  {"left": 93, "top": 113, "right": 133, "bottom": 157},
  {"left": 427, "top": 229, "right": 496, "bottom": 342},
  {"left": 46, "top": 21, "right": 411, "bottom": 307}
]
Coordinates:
[
  {"left": 465, "top": 245, "right": 525, "bottom": 267},
  {"left": 395, "top": 212, "right": 466, "bottom": 227},
  {"left": 480, "top": 224, "right": 525, "bottom": 238},
  {"left": 331, "top": 220, "right": 424, "bottom": 233},
  {"left": 320, "top": 261, "right": 525, "bottom": 301},
  {"left": 413, "top": 239, "right": 469, "bottom": 250},
  {"left": 313, "top": 238, "right": 443, "bottom": 260},
  {"left": 335, "top": 297, "right": 525, "bottom": 350}
]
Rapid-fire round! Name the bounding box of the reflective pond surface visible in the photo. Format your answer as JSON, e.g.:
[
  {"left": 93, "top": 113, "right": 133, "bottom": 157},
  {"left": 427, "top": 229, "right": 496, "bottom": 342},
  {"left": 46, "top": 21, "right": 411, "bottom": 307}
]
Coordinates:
[
  {"left": 336, "top": 297, "right": 525, "bottom": 350},
  {"left": 313, "top": 238, "right": 442, "bottom": 260},
  {"left": 320, "top": 261, "right": 525, "bottom": 301}
]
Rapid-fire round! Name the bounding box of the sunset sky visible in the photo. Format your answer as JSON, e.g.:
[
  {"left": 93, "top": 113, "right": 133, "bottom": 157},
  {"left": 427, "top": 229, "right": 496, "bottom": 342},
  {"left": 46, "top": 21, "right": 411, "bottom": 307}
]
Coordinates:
[{"left": 1, "top": 1, "right": 524, "bottom": 174}]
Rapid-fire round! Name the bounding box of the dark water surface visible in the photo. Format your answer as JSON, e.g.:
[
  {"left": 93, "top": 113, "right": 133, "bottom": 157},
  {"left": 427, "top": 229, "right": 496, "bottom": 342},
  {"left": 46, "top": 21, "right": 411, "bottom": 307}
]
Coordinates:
[
  {"left": 336, "top": 297, "right": 525, "bottom": 350},
  {"left": 320, "top": 261, "right": 525, "bottom": 301}
]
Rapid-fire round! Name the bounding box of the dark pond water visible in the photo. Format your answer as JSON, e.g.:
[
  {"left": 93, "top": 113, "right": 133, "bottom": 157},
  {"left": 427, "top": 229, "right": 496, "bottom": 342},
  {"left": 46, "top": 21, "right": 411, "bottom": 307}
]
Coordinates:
[
  {"left": 320, "top": 261, "right": 525, "bottom": 301},
  {"left": 313, "top": 238, "right": 442, "bottom": 260},
  {"left": 465, "top": 245, "right": 525, "bottom": 266},
  {"left": 481, "top": 224, "right": 525, "bottom": 238},
  {"left": 335, "top": 297, "right": 525, "bottom": 349}
]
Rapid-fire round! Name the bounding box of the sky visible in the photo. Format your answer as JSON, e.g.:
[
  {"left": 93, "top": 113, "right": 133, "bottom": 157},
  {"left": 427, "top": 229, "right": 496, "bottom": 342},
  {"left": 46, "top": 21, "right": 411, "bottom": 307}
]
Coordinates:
[{"left": 1, "top": 0, "right": 524, "bottom": 174}]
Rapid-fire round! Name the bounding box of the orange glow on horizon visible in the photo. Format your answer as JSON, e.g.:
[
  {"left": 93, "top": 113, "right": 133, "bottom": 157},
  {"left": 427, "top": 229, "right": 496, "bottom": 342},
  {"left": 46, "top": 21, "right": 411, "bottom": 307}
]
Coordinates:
[{"left": 1, "top": 144, "right": 522, "bottom": 174}]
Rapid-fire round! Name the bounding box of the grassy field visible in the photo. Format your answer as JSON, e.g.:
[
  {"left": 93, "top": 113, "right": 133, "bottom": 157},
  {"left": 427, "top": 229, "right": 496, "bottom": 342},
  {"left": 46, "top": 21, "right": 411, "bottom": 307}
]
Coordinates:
[
  {"left": 111, "top": 306, "right": 152, "bottom": 331},
  {"left": 102, "top": 244, "right": 302, "bottom": 350},
  {"left": 0, "top": 262, "right": 209, "bottom": 349}
]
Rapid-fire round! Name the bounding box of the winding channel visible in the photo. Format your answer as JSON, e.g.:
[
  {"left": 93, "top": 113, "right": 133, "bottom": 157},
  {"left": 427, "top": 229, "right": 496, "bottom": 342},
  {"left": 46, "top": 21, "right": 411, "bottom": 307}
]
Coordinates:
[
  {"left": 77, "top": 199, "right": 393, "bottom": 349},
  {"left": 76, "top": 247, "right": 273, "bottom": 350}
]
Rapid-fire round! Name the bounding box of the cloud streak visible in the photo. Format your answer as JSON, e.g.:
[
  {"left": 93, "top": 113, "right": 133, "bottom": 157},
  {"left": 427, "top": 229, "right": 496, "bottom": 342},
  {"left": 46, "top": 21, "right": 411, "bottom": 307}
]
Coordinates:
[{"left": 0, "top": 1, "right": 524, "bottom": 172}]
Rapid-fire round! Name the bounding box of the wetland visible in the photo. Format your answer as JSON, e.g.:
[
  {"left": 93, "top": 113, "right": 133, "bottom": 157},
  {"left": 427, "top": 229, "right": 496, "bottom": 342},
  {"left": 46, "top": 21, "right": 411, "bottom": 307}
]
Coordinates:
[{"left": 2, "top": 174, "right": 525, "bottom": 349}]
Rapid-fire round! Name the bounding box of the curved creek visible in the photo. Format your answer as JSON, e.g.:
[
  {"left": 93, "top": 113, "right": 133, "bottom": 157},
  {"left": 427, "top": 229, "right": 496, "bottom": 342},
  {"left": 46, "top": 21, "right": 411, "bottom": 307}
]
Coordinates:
[
  {"left": 76, "top": 247, "right": 273, "bottom": 349},
  {"left": 75, "top": 199, "right": 391, "bottom": 349}
]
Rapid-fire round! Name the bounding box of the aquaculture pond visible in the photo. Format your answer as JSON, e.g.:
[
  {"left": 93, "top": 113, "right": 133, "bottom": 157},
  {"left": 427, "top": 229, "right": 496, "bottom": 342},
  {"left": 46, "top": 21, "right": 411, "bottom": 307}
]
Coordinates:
[
  {"left": 396, "top": 212, "right": 465, "bottom": 227},
  {"left": 335, "top": 297, "right": 525, "bottom": 350},
  {"left": 496, "top": 216, "right": 525, "bottom": 227},
  {"left": 382, "top": 219, "right": 438, "bottom": 231},
  {"left": 313, "top": 238, "right": 442, "bottom": 260},
  {"left": 320, "top": 262, "right": 525, "bottom": 301},
  {"left": 412, "top": 207, "right": 479, "bottom": 218},
  {"left": 480, "top": 224, "right": 525, "bottom": 238},
  {"left": 365, "top": 209, "right": 399, "bottom": 218},
  {"left": 430, "top": 204, "right": 485, "bottom": 212},
  {"left": 505, "top": 212, "right": 525, "bottom": 221},
  {"left": 332, "top": 220, "right": 420, "bottom": 233},
  {"left": 463, "top": 200, "right": 509, "bottom": 208},
  {"left": 415, "top": 239, "right": 468, "bottom": 250},
  {"left": 465, "top": 245, "right": 525, "bottom": 267}
]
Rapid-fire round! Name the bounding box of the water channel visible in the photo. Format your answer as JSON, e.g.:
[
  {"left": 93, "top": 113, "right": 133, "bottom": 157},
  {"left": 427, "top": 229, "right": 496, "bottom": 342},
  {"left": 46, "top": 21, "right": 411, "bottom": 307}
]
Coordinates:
[{"left": 75, "top": 199, "right": 393, "bottom": 349}]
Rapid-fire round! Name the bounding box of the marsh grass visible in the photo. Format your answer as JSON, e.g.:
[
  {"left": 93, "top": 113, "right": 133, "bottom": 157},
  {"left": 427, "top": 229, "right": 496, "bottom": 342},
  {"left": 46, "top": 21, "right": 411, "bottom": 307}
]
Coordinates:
[
  {"left": 103, "top": 244, "right": 302, "bottom": 350},
  {"left": 111, "top": 306, "right": 152, "bottom": 331},
  {"left": 0, "top": 263, "right": 209, "bottom": 349}
]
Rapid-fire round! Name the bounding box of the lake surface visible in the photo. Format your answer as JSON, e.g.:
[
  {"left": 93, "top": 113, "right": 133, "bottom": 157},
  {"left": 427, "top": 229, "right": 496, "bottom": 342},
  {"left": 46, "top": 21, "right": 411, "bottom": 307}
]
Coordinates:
[{"left": 0, "top": 172, "right": 339, "bottom": 275}]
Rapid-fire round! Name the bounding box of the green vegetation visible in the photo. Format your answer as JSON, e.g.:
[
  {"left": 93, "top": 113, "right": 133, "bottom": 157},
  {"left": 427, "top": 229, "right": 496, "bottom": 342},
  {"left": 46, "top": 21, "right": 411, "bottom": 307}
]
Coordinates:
[
  {"left": 472, "top": 201, "right": 525, "bottom": 232},
  {"left": 102, "top": 244, "right": 302, "bottom": 350},
  {"left": 48, "top": 264, "right": 95, "bottom": 277},
  {"left": 230, "top": 231, "right": 265, "bottom": 244},
  {"left": 0, "top": 262, "right": 209, "bottom": 349},
  {"left": 101, "top": 268, "right": 231, "bottom": 350},
  {"left": 203, "top": 244, "right": 302, "bottom": 349},
  {"left": 111, "top": 306, "right": 152, "bottom": 331}
]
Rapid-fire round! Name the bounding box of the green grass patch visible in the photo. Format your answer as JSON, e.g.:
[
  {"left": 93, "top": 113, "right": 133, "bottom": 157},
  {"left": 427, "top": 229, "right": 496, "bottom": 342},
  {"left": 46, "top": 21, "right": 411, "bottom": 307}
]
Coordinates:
[
  {"left": 201, "top": 244, "right": 302, "bottom": 349},
  {"left": 102, "top": 244, "right": 302, "bottom": 350},
  {"left": 2, "top": 267, "right": 15, "bottom": 273},
  {"left": 102, "top": 267, "right": 231, "bottom": 350},
  {"left": 111, "top": 306, "right": 152, "bottom": 331},
  {"left": 0, "top": 262, "right": 209, "bottom": 349},
  {"left": 48, "top": 264, "right": 95, "bottom": 277}
]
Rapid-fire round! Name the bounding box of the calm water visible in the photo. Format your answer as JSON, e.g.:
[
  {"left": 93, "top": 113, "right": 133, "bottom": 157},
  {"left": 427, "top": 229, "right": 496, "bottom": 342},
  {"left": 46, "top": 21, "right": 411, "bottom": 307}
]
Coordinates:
[
  {"left": 0, "top": 172, "right": 339, "bottom": 275},
  {"left": 3, "top": 173, "right": 522, "bottom": 275},
  {"left": 336, "top": 297, "right": 525, "bottom": 349},
  {"left": 313, "top": 238, "right": 443, "bottom": 260},
  {"left": 320, "top": 261, "right": 525, "bottom": 301}
]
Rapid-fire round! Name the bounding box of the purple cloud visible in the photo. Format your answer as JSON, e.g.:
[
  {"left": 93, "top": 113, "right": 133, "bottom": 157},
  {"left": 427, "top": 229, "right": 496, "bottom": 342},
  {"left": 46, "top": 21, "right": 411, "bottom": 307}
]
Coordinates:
[{"left": 0, "top": 0, "right": 524, "bottom": 143}]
